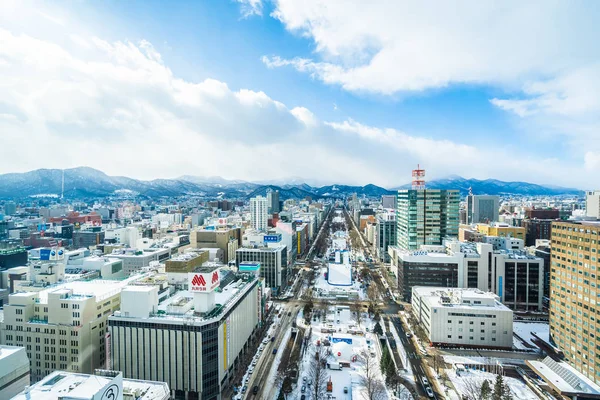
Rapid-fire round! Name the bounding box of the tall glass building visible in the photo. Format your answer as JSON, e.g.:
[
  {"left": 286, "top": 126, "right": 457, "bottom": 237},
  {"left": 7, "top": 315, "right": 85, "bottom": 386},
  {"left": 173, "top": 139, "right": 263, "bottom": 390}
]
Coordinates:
[{"left": 396, "top": 189, "right": 460, "bottom": 250}]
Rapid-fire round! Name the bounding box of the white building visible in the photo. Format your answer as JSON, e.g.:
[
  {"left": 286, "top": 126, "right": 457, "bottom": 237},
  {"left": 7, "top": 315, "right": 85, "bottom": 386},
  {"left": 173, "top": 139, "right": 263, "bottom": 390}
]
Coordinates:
[
  {"left": 109, "top": 247, "right": 171, "bottom": 275},
  {"left": 109, "top": 267, "right": 262, "bottom": 399},
  {"left": 12, "top": 370, "right": 169, "bottom": 400},
  {"left": 0, "top": 345, "right": 30, "bottom": 398},
  {"left": 105, "top": 226, "right": 141, "bottom": 247},
  {"left": 411, "top": 286, "right": 513, "bottom": 349},
  {"left": 0, "top": 274, "right": 150, "bottom": 382},
  {"left": 250, "top": 196, "right": 268, "bottom": 231},
  {"left": 586, "top": 190, "right": 600, "bottom": 219},
  {"left": 389, "top": 239, "right": 544, "bottom": 310}
]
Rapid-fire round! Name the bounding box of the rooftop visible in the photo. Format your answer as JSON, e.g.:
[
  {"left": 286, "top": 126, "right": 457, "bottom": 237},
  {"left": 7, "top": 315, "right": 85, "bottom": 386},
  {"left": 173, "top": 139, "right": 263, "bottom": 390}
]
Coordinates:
[
  {"left": 412, "top": 286, "right": 510, "bottom": 311},
  {"left": 527, "top": 357, "right": 600, "bottom": 398},
  {"left": 11, "top": 370, "right": 169, "bottom": 400}
]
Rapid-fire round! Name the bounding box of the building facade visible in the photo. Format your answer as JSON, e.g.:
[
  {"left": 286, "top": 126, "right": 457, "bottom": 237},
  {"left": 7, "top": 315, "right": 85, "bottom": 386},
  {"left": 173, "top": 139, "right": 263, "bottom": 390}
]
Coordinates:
[
  {"left": 396, "top": 189, "right": 460, "bottom": 250},
  {"left": 0, "top": 345, "right": 30, "bottom": 398},
  {"left": 586, "top": 191, "right": 600, "bottom": 219},
  {"left": 523, "top": 218, "right": 554, "bottom": 247},
  {"left": 467, "top": 194, "right": 499, "bottom": 224},
  {"left": 250, "top": 196, "right": 268, "bottom": 231},
  {"left": 549, "top": 221, "right": 600, "bottom": 384},
  {"left": 236, "top": 245, "right": 287, "bottom": 290},
  {"left": 411, "top": 287, "right": 513, "bottom": 349}
]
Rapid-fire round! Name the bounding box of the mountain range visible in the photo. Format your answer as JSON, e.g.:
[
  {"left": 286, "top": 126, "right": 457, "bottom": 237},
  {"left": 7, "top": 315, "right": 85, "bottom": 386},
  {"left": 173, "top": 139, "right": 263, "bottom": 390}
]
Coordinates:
[{"left": 0, "top": 167, "right": 582, "bottom": 200}]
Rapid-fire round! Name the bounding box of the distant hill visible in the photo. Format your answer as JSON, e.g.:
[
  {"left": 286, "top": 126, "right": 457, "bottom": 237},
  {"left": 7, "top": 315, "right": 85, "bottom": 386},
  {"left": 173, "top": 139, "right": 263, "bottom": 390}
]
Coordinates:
[
  {"left": 392, "top": 176, "right": 581, "bottom": 196},
  {"left": 0, "top": 167, "right": 582, "bottom": 199}
]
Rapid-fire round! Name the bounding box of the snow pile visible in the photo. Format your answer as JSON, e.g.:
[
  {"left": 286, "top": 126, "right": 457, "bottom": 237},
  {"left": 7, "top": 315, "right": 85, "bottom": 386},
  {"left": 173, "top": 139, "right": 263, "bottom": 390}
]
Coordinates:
[{"left": 513, "top": 322, "right": 550, "bottom": 347}]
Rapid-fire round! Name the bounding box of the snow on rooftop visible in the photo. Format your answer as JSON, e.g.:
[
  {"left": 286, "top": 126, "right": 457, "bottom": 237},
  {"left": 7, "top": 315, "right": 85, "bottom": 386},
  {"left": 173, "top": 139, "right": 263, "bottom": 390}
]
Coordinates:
[
  {"left": 527, "top": 356, "right": 600, "bottom": 396},
  {"left": 513, "top": 322, "right": 550, "bottom": 347}
]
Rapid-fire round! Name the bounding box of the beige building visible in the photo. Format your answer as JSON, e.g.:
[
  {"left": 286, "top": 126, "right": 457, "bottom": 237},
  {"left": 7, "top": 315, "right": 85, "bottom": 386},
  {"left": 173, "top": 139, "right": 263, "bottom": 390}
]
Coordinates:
[
  {"left": 0, "top": 275, "right": 147, "bottom": 382},
  {"left": 190, "top": 227, "right": 241, "bottom": 263},
  {"left": 550, "top": 220, "right": 600, "bottom": 384}
]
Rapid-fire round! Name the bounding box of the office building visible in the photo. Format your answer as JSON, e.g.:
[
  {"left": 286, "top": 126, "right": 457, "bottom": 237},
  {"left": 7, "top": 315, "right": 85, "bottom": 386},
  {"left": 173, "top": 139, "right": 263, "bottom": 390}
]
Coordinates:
[
  {"left": 586, "top": 191, "right": 600, "bottom": 218},
  {"left": 523, "top": 218, "right": 554, "bottom": 246},
  {"left": 549, "top": 220, "right": 600, "bottom": 384},
  {"left": 0, "top": 247, "right": 27, "bottom": 269},
  {"left": 467, "top": 194, "right": 499, "bottom": 224},
  {"left": 266, "top": 189, "right": 280, "bottom": 213},
  {"left": 250, "top": 196, "right": 268, "bottom": 231},
  {"left": 190, "top": 227, "right": 241, "bottom": 263},
  {"left": 3, "top": 202, "right": 16, "bottom": 216},
  {"left": 0, "top": 345, "right": 30, "bottom": 398},
  {"left": 474, "top": 222, "right": 525, "bottom": 241},
  {"left": 12, "top": 370, "right": 169, "bottom": 400},
  {"left": 72, "top": 228, "right": 105, "bottom": 249},
  {"left": 105, "top": 226, "right": 140, "bottom": 247},
  {"left": 109, "top": 267, "right": 262, "bottom": 400},
  {"left": 389, "top": 239, "right": 544, "bottom": 309},
  {"left": 0, "top": 274, "right": 149, "bottom": 382},
  {"left": 411, "top": 287, "right": 513, "bottom": 349},
  {"left": 109, "top": 247, "right": 171, "bottom": 275},
  {"left": 396, "top": 189, "right": 460, "bottom": 250},
  {"left": 375, "top": 212, "right": 396, "bottom": 263},
  {"left": 381, "top": 195, "right": 397, "bottom": 210},
  {"left": 526, "top": 208, "right": 560, "bottom": 220},
  {"left": 236, "top": 245, "right": 287, "bottom": 290}
]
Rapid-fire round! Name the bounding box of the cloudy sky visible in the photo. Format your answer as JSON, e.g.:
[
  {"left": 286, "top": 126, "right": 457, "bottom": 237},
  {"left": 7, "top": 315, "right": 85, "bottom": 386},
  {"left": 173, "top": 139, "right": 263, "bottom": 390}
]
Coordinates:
[{"left": 1, "top": 1, "right": 599, "bottom": 188}]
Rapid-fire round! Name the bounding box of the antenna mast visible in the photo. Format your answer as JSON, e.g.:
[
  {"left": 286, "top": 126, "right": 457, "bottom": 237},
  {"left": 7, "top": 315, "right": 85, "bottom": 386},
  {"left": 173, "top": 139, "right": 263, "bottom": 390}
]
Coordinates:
[
  {"left": 411, "top": 164, "right": 426, "bottom": 190},
  {"left": 61, "top": 169, "right": 65, "bottom": 200}
]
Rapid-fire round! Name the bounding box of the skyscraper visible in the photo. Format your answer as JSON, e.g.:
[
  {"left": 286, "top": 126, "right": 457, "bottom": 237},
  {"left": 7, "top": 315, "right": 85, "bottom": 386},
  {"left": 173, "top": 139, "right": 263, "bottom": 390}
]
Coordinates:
[
  {"left": 266, "top": 189, "right": 280, "bottom": 213},
  {"left": 467, "top": 193, "right": 500, "bottom": 224},
  {"left": 550, "top": 221, "right": 600, "bottom": 384},
  {"left": 586, "top": 190, "right": 600, "bottom": 218},
  {"left": 396, "top": 189, "right": 460, "bottom": 250},
  {"left": 250, "top": 195, "right": 268, "bottom": 231}
]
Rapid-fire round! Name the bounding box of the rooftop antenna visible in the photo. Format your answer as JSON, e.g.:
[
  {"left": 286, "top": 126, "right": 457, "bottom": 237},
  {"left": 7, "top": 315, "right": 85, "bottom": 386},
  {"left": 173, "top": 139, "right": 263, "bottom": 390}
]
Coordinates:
[
  {"left": 61, "top": 169, "right": 65, "bottom": 200},
  {"left": 412, "top": 164, "right": 426, "bottom": 190}
]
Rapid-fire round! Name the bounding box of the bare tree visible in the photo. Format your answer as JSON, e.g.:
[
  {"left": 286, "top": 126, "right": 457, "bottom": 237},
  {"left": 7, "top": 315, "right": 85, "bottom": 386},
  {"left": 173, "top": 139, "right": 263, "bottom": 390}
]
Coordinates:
[
  {"left": 358, "top": 349, "right": 387, "bottom": 400},
  {"left": 350, "top": 302, "right": 363, "bottom": 327},
  {"left": 461, "top": 377, "right": 484, "bottom": 400},
  {"left": 307, "top": 345, "right": 330, "bottom": 400}
]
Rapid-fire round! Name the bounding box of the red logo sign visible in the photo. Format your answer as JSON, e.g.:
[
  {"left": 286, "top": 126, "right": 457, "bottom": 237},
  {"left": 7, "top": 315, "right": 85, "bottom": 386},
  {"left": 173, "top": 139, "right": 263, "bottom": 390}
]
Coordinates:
[
  {"left": 191, "top": 274, "right": 206, "bottom": 287},
  {"left": 212, "top": 271, "right": 219, "bottom": 284}
]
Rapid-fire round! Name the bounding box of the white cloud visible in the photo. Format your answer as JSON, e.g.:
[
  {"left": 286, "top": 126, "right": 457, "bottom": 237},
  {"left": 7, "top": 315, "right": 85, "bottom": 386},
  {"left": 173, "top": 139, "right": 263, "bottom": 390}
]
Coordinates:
[
  {"left": 0, "top": 16, "right": 594, "bottom": 188},
  {"left": 235, "top": 0, "right": 263, "bottom": 18}
]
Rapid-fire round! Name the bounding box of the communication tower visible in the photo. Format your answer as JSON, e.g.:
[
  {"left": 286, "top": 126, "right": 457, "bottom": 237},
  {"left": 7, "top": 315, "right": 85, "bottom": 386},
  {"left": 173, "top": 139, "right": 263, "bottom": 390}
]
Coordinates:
[{"left": 412, "top": 164, "right": 426, "bottom": 190}]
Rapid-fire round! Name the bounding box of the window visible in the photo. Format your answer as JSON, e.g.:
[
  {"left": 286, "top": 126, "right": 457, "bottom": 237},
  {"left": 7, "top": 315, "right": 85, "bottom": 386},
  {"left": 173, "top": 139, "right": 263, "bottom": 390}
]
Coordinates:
[
  {"left": 447, "top": 335, "right": 452, "bottom": 339},
  {"left": 469, "top": 321, "right": 474, "bottom": 325}
]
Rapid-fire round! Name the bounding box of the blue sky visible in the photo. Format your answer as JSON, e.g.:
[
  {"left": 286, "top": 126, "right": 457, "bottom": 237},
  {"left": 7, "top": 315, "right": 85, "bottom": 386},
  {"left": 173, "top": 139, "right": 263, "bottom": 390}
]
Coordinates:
[{"left": 0, "top": 1, "right": 599, "bottom": 188}]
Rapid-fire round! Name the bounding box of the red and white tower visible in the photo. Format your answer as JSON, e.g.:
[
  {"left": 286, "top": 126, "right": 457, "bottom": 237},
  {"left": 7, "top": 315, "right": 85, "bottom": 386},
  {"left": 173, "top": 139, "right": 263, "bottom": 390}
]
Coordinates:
[{"left": 412, "top": 164, "right": 426, "bottom": 190}]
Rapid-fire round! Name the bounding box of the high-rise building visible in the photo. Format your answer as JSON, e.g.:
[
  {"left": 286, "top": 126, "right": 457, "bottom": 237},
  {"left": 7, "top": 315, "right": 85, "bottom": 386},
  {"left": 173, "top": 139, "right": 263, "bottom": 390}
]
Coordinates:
[
  {"left": 550, "top": 220, "right": 600, "bottom": 384},
  {"left": 189, "top": 227, "right": 241, "bottom": 263},
  {"left": 250, "top": 196, "right": 268, "bottom": 231},
  {"left": 396, "top": 189, "right": 460, "bottom": 250},
  {"left": 586, "top": 190, "right": 600, "bottom": 218},
  {"left": 0, "top": 345, "right": 30, "bottom": 398},
  {"left": 266, "top": 189, "right": 280, "bottom": 213},
  {"left": 381, "top": 195, "right": 397, "bottom": 209},
  {"left": 522, "top": 218, "right": 554, "bottom": 246},
  {"left": 467, "top": 194, "right": 499, "bottom": 224},
  {"left": 236, "top": 245, "right": 288, "bottom": 289},
  {"left": 375, "top": 212, "right": 396, "bottom": 263},
  {"left": 3, "top": 201, "right": 16, "bottom": 216}
]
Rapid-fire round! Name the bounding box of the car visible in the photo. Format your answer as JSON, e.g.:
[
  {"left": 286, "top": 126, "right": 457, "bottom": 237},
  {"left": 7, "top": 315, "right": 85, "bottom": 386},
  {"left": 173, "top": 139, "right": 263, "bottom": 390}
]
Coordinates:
[
  {"left": 301, "top": 396, "right": 306, "bottom": 400},
  {"left": 262, "top": 339, "right": 268, "bottom": 344},
  {"left": 251, "top": 360, "right": 257, "bottom": 366},
  {"left": 241, "top": 386, "right": 247, "bottom": 393},
  {"left": 343, "top": 386, "right": 348, "bottom": 393},
  {"left": 421, "top": 376, "right": 429, "bottom": 386},
  {"left": 288, "top": 312, "right": 292, "bottom": 316},
  {"left": 301, "top": 385, "right": 306, "bottom": 393},
  {"left": 253, "top": 386, "right": 259, "bottom": 395},
  {"left": 248, "top": 367, "right": 254, "bottom": 374},
  {"left": 406, "top": 332, "right": 412, "bottom": 338},
  {"left": 426, "top": 387, "right": 434, "bottom": 398},
  {"left": 273, "top": 348, "right": 278, "bottom": 354},
  {"left": 303, "top": 377, "right": 307, "bottom": 383}
]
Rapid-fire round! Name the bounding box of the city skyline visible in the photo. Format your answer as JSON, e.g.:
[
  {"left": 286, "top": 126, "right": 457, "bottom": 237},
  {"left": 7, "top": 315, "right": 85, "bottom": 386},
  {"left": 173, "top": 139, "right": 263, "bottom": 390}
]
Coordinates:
[{"left": 1, "top": 1, "right": 599, "bottom": 188}]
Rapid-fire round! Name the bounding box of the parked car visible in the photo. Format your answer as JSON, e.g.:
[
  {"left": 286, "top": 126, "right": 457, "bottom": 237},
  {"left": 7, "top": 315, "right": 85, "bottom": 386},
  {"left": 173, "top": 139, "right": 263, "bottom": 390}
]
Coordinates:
[
  {"left": 421, "top": 376, "right": 429, "bottom": 386},
  {"left": 426, "top": 387, "right": 434, "bottom": 398},
  {"left": 303, "top": 377, "right": 307, "bottom": 383},
  {"left": 406, "top": 332, "right": 412, "bottom": 338},
  {"left": 273, "top": 348, "right": 278, "bottom": 354},
  {"left": 344, "top": 386, "right": 349, "bottom": 393},
  {"left": 253, "top": 386, "right": 259, "bottom": 395},
  {"left": 241, "top": 386, "right": 247, "bottom": 393},
  {"left": 301, "top": 385, "right": 306, "bottom": 393},
  {"left": 271, "top": 337, "right": 275, "bottom": 342}
]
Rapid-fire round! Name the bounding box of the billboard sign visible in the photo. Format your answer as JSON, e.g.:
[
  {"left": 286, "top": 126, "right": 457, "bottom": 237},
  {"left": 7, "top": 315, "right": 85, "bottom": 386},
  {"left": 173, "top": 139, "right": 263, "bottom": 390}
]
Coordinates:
[
  {"left": 189, "top": 270, "right": 220, "bottom": 292},
  {"left": 331, "top": 337, "right": 353, "bottom": 345},
  {"left": 263, "top": 234, "right": 281, "bottom": 243},
  {"left": 40, "top": 249, "right": 51, "bottom": 260}
]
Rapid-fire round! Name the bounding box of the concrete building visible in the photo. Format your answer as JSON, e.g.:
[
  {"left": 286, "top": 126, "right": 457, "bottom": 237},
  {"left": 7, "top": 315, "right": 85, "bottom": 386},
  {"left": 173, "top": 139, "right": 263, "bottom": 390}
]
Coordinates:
[
  {"left": 381, "top": 195, "right": 397, "bottom": 210},
  {"left": 190, "top": 227, "right": 241, "bottom": 263},
  {"left": 266, "top": 189, "right": 280, "bottom": 213},
  {"left": 275, "top": 220, "right": 297, "bottom": 265},
  {"left": 105, "top": 226, "right": 140, "bottom": 247},
  {"left": 389, "top": 239, "right": 544, "bottom": 310},
  {"left": 0, "top": 345, "right": 30, "bottom": 398},
  {"left": 108, "top": 247, "right": 171, "bottom": 275},
  {"left": 411, "top": 287, "right": 513, "bottom": 349},
  {"left": 586, "top": 191, "right": 600, "bottom": 219},
  {"left": 375, "top": 212, "right": 396, "bottom": 263},
  {"left": 250, "top": 196, "right": 268, "bottom": 231},
  {"left": 236, "top": 245, "right": 287, "bottom": 290},
  {"left": 550, "top": 220, "right": 600, "bottom": 385},
  {"left": 73, "top": 228, "right": 105, "bottom": 249},
  {"left": 0, "top": 274, "right": 149, "bottom": 382},
  {"left": 109, "top": 267, "right": 262, "bottom": 400},
  {"left": 523, "top": 218, "right": 554, "bottom": 246},
  {"left": 467, "top": 194, "right": 499, "bottom": 224},
  {"left": 0, "top": 247, "right": 27, "bottom": 269},
  {"left": 396, "top": 189, "right": 460, "bottom": 250},
  {"left": 474, "top": 222, "right": 525, "bottom": 241},
  {"left": 12, "top": 369, "right": 169, "bottom": 400}
]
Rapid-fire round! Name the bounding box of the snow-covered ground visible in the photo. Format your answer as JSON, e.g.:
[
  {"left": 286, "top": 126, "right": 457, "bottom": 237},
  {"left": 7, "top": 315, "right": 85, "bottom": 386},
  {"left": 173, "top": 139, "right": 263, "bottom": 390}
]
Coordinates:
[
  {"left": 447, "top": 369, "right": 538, "bottom": 400},
  {"left": 513, "top": 321, "right": 549, "bottom": 347},
  {"left": 328, "top": 262, "right": 353, "bottom": 286}
]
